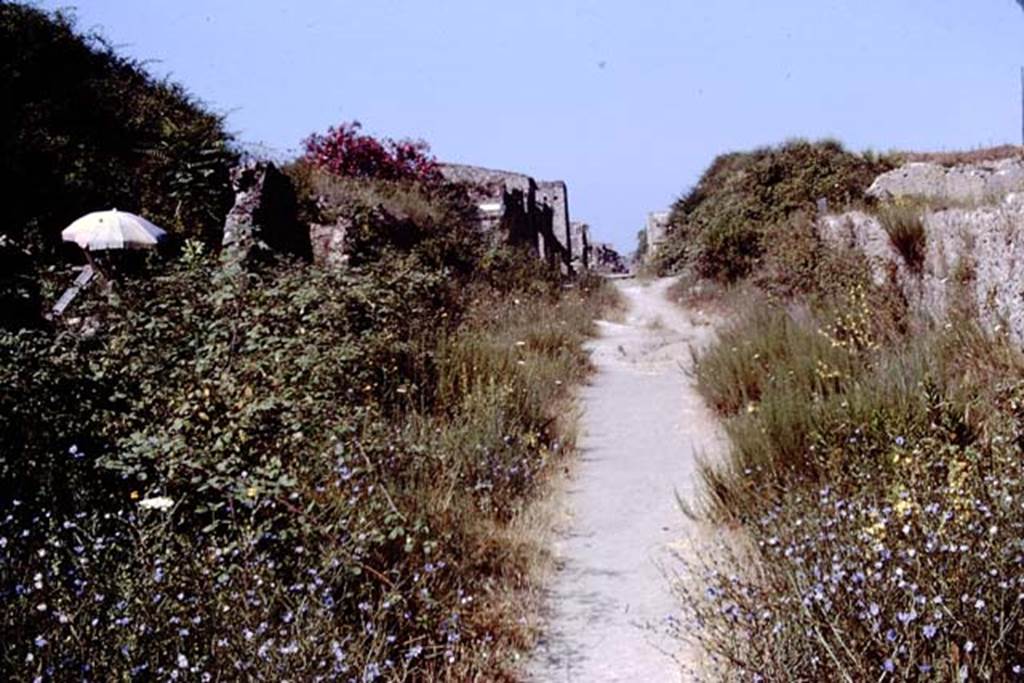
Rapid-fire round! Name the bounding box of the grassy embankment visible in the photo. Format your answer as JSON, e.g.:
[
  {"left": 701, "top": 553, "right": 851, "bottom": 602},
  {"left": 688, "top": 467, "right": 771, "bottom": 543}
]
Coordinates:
[
  {"left": 0, "top": 6, "right": 620, "bottom": 680},
  {"left": 660, "top": 140, "right": 1024, "bottom": 680}
]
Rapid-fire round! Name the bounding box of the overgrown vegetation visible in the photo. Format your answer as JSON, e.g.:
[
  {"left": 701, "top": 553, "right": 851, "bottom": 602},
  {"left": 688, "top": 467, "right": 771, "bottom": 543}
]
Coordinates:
[
  {"left": 1, "top": 257, "right": 612, "bottom": 680},
  {"left": 0, "top": 4, "right": 236, "bottom": 328},
  {"left": 655, "top": 139, "right": 894, "bottom": 281},
  {"left": 671, "top": 141, "right": 1024, "bottom": 680}
]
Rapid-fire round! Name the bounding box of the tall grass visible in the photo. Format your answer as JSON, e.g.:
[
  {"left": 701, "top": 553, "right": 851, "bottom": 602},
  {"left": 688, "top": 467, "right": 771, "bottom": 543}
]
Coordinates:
[{"left": 877, "top": 202, "right": 927, "bottom": 271}]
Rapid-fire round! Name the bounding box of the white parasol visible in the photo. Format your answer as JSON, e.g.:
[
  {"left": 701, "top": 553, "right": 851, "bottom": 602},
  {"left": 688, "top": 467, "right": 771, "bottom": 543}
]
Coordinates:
[{"left": 61, "top": 209, "right": 167, "bottom": 251}]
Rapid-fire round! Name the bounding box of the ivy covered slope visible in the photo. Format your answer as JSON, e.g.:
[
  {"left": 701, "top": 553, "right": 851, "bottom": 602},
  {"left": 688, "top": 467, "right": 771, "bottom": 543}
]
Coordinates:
[
  {"left": 0, "top": 4, "right": 236, "bottom": 251},
  {"left": 0, "top": 4, "right": 236, "bottom": 329},
  {"left": 0, "top": 6, "right": 616, "bottom": 681}
]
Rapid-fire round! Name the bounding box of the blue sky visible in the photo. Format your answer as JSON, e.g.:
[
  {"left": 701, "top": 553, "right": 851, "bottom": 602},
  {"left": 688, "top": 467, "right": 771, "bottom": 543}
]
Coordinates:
[{"left": 42, "top": 1, "right": 1024, "bottom": 251}]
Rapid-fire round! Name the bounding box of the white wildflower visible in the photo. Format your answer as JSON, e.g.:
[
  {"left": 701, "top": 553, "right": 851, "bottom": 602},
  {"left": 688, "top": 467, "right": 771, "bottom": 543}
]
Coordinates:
[{"left": 138, "top": 496, "right": 174, "bottom": 511}]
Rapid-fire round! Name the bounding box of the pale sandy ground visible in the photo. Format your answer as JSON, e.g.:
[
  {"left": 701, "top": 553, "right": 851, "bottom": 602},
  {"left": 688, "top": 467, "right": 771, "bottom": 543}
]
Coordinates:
[{"left": 524, "top": 277, "right": 726, "bottom": 683}]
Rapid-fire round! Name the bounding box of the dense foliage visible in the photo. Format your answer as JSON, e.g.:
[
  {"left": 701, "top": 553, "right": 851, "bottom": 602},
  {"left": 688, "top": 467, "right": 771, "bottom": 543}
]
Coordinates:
[
  {"left": 0, "top": 4, "right": 236, "bottom": 327},
  {"left": 655, "top": 139, "right": 893, "bottom": 281}
]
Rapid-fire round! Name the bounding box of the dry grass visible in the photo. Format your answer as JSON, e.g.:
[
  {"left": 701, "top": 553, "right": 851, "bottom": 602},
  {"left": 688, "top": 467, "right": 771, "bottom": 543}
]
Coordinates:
[{"left": 416, "top": 277, "right": 619, "bottom": 679}]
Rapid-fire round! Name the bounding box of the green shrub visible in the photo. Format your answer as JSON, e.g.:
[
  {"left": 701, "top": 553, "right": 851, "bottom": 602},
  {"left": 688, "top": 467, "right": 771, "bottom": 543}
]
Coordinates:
[{"left": 657, "top": 139, "right": 894, "bottom": 281}]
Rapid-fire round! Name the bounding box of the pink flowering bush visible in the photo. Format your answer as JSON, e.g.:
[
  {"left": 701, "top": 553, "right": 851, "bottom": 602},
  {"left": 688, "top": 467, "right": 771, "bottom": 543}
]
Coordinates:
[{"left": 303, "top": 121, "right": 442, "bottom": 186}]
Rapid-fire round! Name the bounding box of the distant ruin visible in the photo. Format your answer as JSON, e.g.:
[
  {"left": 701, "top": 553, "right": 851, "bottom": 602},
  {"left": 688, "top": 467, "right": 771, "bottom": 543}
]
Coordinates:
[
  {"left": 440, "top": 164, "right": 574, "bottom": 273},
  {"left": 588, "top": 241, "right": 629, "bottom": 274},
  {"left": 645, "top": 211, "right": 670, "bottom": 259}
]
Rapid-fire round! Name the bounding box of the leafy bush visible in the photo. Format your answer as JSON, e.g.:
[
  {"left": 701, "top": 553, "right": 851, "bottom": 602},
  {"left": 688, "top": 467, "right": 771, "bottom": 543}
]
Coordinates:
[
  {"left": 656, "top": 140, "right": 894, "bottom": 281},
  {"left": 0, "top": 4, "right": 236, "bottom": 258}
]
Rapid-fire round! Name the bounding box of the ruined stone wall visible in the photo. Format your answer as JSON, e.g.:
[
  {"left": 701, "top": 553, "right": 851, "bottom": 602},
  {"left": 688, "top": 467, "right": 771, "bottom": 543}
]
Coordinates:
[
  {"left": 219, "top": 160, "right": 586, "bottom": 276},
  {"left": 440, "top": 163, "right": 575, "bottom": 272},
  {"left": 812, "top": 158, "right": 1024, "bottom": 344},
  {"left": 537, "top": 181, "right": 572, "bottom": 268},
  {"left": 868, "top": 159, "right": 1024, "bottom": 204},
  {"left": 439, "top": 164, "right": 540, "bottom": 251},
  {"left": 222, "top": 160, "right": 311, "bottom": 266}
]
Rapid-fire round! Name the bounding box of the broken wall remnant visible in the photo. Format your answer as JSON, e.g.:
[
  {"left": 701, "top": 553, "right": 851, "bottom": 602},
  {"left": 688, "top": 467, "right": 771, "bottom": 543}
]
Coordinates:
[
  {"left": 219, "top": 159, "right": 591, "bottom": 276},
  {"left": 645, "top": 211, "right": 670, "bottom": 260},
  {"left": 222, "top": 160, "right": 311, "bottom": 265},
  {"left": 537, "top": 180, "right": 572, "bottom": 271},
  {"left": 812, "top": 157, "right": 1024, "bottom": 345},
  {"left": 587, "top": 241, "right": 629, "bottom": 275},
  {"left": 309, "top": 217, "right": 350, "bottom": 269},
  {"left": 570, "top": 221, "right": 590, "bottom": 271},
  {"left": 819, "top": 198, "right": 1024, "bottom": 346}
]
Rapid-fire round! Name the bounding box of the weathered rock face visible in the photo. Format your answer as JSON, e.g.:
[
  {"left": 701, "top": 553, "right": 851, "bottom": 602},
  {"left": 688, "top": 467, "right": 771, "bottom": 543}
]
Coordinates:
[
  {"left": 222, "top": 160, "right": 310, "bottom": 265},
  {"left": 440, "top": 163, "right": 574, "bottom": 272},
  {"left": 820, "top": 195, "right": 1024, "bottom": 344},
  {"left": 868, "top": 159, "right": 1024, "bottom": 204}
]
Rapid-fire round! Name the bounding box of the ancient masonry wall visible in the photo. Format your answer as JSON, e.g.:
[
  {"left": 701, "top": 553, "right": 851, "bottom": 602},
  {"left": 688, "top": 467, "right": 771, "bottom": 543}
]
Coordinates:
[
  {"left": 537, "top": 181, "right": 572, "bottom": 267},
  {"left": 819, "top": 157, "right": 1024, "bottom": 345},
  {"left": 218, "top": 160, "right": 587, "bottom": 275}
]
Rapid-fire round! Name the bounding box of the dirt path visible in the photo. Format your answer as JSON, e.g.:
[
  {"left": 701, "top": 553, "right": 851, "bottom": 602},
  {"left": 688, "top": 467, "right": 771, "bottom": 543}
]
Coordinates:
[{"left": 525, "top": 277, "right": 723, "bottom": 682}]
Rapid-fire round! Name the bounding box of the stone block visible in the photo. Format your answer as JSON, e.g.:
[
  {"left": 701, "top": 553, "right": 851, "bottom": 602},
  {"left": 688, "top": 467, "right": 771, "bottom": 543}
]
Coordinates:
[{"left": 222, "top": 160, "right": 310, "bottom": 265}]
